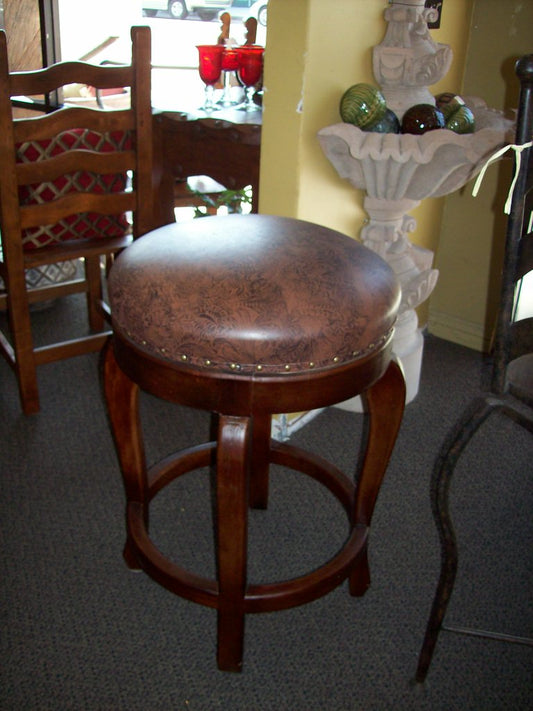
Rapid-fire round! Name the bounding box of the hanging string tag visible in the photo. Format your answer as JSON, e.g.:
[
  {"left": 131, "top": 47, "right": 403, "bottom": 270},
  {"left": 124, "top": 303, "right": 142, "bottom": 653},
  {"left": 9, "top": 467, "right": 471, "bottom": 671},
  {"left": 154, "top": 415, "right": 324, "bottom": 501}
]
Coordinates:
[{"left": 472, "top": 141, "right": 533, "bottom": 214}]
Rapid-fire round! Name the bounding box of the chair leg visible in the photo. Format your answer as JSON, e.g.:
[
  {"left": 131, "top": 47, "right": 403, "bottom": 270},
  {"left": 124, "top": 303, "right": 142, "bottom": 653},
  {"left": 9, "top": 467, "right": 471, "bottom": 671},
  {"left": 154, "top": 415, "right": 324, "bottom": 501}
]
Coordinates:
[
  {"left": 249, "top": 413, "right": 271, "bottom": 509},
  {"left": 349, "top": 360, "right": 405, "bottom": 596},
  {"left": 85, "top": 255, "right": 105, "bottom": 332},
  {"left": 216, "top": 414, "right": 252, "bottom": 672},
  {"left": 102, "top": 339, "right": 147, "bottom": 569},
  {"left": 14, "top": 341, "right": 40, "bottom": 415},
  {"left": 415, "top": 395, "right": 502, "bottom": 682},
  {"left": 4, "top": 282, "right": 40, "bottom": 414}
]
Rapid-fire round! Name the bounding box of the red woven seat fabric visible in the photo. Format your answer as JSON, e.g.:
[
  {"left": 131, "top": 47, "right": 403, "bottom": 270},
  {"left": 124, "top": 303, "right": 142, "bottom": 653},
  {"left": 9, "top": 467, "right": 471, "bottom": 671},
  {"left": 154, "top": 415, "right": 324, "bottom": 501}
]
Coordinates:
[{"left": 16, "top": 128, "right": 131, "bottom": 249}]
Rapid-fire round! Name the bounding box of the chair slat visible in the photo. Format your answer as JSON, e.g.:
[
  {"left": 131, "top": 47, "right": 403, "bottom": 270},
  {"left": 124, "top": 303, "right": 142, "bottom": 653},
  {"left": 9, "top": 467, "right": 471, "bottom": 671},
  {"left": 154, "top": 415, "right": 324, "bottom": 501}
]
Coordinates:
[
  {"left": 21, "top": 234, "right": 133, "bottom": 269},
  {"left": 16, "top": 149, "right": 136, "bottom": 185},
  {"left": 9, "top": 62, "right": 134, "bottom": 97},
  {"left": 19, "top": 190, "right": 136, "bottom": 229},
  {"left": 13, "top": 106, "right": 134, "bottom": 143}
]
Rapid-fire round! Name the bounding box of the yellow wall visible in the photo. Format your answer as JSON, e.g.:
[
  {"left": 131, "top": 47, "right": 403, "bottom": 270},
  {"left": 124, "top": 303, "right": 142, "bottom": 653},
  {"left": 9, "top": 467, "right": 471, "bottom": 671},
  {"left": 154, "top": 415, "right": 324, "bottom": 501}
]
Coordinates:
[
  {"left": 429, "top": 0, "right": 533, "bottom": 350},
  {"left": 259, "top": 0, "right": 474, "bottom": 329},
  {"left": 259, "top": 0, "right": 531, "bottom": 345}
]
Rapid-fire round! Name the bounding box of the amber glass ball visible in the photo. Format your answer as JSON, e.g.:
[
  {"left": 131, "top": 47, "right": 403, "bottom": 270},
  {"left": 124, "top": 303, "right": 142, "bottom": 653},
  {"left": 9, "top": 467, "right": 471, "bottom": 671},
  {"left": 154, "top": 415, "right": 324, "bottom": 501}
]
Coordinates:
[{"left": 401, "top": 104, "right": 446, "bottom": 134}]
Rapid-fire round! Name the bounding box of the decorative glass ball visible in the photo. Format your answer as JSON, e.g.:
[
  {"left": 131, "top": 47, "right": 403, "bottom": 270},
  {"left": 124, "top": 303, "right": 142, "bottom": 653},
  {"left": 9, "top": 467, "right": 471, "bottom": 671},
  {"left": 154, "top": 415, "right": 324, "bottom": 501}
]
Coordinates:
[
  {"left": 401, "top": 104, "right": 446, "bottom": 134},
  {"left": 435, "top": 92, "right": 465, "bottom": 120},
  {"left": 446, "top": 105, "right": 475, "bottom": 133},
  {"left": 365, "top": 108, "right": 400, "bottom": 134},
  {"left": 340, "top": 83, "right": 387, "bottom": 129}
]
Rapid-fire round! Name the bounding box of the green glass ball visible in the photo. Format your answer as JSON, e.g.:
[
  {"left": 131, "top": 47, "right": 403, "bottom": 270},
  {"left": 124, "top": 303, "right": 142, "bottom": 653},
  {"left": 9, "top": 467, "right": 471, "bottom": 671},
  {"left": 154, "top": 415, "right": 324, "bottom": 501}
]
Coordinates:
[
  {"left": 340, "top": 83, "right": 387, "bottom": 129},
  {"left": 435, "top": 92, "right": 465, "bottom": 121},
  {"left": 446, "top": 105, "right": 475, "bottom": 133}
]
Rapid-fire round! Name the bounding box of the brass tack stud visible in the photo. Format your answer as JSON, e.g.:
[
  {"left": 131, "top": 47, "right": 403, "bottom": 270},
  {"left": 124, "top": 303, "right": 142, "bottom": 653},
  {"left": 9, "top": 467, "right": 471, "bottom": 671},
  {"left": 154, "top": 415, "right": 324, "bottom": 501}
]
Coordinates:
[
  {"left": 230, "top": 363, "right": 241, "bottom": 371},
  {"left": 180, "top": 354, "right": 188, "bottom": 362},
  {"left": 205, "top": 359, "right": 212, "bottom": 366},
  {"left": 141, "top": 340, "right": 147, "bottom": 346},
  {"left": 256, "top": 364, "right": 263, "bottom": 371},
  {"left": 284, "top": 364, "right": 291, "bottom": 371},
  {"left": 308, "top": 362, "right": 315, "bottom": 368},
  {"left": 333, "top": 356, "right": 339, "bottom": 363}
]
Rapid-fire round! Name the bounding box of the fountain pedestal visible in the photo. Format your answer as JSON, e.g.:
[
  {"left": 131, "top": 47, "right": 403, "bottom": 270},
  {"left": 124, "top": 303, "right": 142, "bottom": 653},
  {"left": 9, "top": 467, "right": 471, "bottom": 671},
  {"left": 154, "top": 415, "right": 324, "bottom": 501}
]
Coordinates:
[{"left": 318, "top": 0, "right": 513, "bottom": 408}]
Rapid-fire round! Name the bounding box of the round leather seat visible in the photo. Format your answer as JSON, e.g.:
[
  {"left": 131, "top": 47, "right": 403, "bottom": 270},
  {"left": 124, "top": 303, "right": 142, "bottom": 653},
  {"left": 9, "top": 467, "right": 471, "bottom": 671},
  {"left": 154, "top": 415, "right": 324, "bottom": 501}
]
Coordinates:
[{"left": 108, "top": 214, "right": 400, "bottom": 375}]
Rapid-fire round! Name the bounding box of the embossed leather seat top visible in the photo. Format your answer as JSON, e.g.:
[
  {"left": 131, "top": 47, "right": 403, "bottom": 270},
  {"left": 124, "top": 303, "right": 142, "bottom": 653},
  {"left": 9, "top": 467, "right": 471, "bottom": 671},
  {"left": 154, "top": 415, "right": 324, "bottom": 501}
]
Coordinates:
[{"left": 109, "top": 214, "right": 400, "bottom": 375}]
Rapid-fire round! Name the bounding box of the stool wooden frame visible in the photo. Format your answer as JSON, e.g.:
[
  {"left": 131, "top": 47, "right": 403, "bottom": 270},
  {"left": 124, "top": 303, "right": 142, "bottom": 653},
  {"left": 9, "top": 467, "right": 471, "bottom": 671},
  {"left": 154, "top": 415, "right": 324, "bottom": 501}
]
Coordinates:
[{"left": 104, "top": 332, "right": 405, "bottom": 672}]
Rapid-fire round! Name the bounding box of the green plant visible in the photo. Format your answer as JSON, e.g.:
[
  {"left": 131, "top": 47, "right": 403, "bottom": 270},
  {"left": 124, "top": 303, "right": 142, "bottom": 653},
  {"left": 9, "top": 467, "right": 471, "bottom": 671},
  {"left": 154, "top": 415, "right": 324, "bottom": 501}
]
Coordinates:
[{"left": 189, "top": 185, "right": 253, "bottom": 217}]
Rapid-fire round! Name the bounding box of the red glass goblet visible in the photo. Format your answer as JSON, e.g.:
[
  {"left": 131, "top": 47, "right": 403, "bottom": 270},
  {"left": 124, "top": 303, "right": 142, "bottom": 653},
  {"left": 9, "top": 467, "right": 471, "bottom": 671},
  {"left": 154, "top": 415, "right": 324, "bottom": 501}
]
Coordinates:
[
  {"left": 236, "top": 45, "right": 264, "bottom": 111},
  {"left": 219, "top": 46, "right": 240, "bottom": 106},
  {"left": 197, "top": 44, "right": 224, "bottom": 112}
]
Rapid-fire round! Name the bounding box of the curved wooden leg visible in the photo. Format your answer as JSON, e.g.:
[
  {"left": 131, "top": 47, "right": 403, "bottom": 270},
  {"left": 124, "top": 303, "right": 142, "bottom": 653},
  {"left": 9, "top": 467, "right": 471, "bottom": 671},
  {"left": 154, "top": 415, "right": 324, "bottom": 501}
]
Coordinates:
[
  {"left": 216, "top": 415, "right": 252, "bottom": 672},
  {"left": 103, "top": 338, "right": 147, "bottom": 570},
  {"left": 349, "top": 360, "right": 405, "bottom": 596},
  {"left": 249, "top": 414, "right": 272, "bottom": 509},
  {"left": 415, "top": 395, "right": 499, "bottom": 682}
]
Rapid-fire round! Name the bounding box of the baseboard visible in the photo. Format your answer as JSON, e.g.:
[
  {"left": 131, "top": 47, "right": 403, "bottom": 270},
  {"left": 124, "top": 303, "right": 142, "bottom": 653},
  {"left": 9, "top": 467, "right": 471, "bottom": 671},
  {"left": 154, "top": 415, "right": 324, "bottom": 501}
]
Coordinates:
[{"left": 428, "top": 310, "right": 489, "bottom": 352}]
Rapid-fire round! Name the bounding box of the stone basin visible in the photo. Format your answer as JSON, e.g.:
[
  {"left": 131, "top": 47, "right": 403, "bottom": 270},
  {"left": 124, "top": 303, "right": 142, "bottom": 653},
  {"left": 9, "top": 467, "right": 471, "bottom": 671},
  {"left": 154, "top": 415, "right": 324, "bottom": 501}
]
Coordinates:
[{"left": 317, "top": 103, "right": 513, "bottom": 202}]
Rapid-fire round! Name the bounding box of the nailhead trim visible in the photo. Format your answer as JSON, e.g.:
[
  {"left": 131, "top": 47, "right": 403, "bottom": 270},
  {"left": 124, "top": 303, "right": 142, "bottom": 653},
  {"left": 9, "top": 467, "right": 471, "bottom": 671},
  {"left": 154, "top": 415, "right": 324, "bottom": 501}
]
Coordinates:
[{"left": 119, "top": 328, "right": 394, "bottom": 376}]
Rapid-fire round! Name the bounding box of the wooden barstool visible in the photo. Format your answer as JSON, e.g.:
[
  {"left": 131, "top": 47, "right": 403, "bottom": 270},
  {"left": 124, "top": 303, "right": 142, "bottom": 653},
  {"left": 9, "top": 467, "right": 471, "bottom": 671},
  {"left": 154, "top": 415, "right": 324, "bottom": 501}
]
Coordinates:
[{"left": 103, "top": 214, "right": 405, "bottom": 671}]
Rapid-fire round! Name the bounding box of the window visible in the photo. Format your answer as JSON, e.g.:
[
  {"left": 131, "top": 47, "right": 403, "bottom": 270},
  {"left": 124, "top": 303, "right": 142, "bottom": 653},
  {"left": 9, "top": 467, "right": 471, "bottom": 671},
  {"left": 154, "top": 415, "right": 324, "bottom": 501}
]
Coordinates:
[
  {"left": 56, "top": 0, "right": 266, "bottom": 110},
  {"left": 4, "top": 0, "right": 266, "bottom": 111}
]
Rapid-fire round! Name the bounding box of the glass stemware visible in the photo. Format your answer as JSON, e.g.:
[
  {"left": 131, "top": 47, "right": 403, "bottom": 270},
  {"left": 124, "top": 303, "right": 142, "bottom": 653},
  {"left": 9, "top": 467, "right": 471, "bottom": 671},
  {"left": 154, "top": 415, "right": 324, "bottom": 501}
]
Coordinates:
[
  {"left": 196, "top": 44, "right": 224, "bottom": 112},
  {"left": 236, "top": 45, "right": 264, "bottom": 112},
  {"left": 219, "top": 46, "right": 240, "bottom": 107}
]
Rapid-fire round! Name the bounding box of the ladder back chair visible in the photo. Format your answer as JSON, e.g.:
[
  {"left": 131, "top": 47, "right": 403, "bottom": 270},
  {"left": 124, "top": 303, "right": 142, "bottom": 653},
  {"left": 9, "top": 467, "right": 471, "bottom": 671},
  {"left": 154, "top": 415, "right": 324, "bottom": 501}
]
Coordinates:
[{"left": 0, "top": 25, "right": 154, "bottom": 414}]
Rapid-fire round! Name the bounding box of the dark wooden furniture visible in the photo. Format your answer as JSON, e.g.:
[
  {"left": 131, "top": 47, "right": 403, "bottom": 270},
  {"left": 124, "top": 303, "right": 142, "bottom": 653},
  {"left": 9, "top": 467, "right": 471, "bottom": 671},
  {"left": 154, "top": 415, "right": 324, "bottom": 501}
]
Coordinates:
[
  {"left": 0, "top": 26, "right": 155, "bottom": 415},
  {"left": 416, "top": 54, "right": 533, "bottom": 683},
  {"left": 153, "top": 109, "right": 261, "bottom": 226},
  {"left": 103, "top": 213, "right": 405, "bottom": 671}
]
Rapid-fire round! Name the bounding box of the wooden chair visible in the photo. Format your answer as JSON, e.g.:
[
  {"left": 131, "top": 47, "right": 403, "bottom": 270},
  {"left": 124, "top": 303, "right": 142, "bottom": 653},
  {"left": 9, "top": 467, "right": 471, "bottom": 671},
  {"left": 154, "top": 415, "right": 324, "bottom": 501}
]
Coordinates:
[{"left": 0, "top": 25, "right": 155, "bottom": 414}]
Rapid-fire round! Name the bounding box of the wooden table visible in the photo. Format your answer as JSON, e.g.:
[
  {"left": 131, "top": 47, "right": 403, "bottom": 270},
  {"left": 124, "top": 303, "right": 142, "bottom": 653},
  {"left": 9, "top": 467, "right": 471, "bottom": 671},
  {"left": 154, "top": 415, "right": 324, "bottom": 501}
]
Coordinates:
[{"left": 152, "top": 105, "right": 262, "bottom": 226}]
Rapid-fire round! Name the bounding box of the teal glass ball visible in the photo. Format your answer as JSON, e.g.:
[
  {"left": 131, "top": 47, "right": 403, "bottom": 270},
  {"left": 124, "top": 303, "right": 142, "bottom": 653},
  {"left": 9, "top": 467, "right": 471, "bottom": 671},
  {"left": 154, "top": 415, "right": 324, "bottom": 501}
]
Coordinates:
[{"left": 365, "top": 108, "right": 400, "bottom": 133}]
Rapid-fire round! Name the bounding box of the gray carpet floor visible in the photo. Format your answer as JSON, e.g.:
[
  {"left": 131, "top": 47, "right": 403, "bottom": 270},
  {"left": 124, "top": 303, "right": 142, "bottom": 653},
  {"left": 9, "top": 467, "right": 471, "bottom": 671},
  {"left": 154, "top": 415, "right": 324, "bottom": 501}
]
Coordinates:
[{"left": 0, "top": 294, "right": 532, "bottom": 710}]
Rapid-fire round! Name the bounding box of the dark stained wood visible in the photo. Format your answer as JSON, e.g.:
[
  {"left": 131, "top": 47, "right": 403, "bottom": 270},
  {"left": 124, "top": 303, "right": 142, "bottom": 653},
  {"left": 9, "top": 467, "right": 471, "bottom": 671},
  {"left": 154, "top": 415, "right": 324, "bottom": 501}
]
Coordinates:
[
  {"left": 216, "top": 415, "right": 251, "bottom": 672},
  {"left": 103, "top": 214, "right": 406, "bottom": 671},
  {"left": 153, "top": 111, "right": 261, "bottom": 226},
  {"left": 0, "top": 25, "right": 155, "bottom": 414}
]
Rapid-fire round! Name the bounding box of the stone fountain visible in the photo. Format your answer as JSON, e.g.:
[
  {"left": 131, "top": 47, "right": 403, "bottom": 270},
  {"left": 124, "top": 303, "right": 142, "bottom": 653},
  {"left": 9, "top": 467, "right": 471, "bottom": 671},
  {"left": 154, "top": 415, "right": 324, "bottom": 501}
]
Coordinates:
[{"left": 318, "top": 0, "right": 513, "bottom": 406}]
